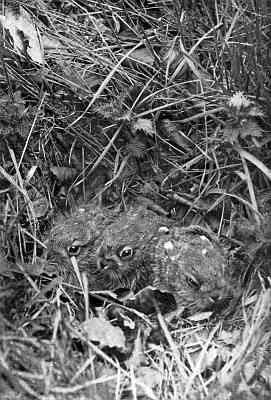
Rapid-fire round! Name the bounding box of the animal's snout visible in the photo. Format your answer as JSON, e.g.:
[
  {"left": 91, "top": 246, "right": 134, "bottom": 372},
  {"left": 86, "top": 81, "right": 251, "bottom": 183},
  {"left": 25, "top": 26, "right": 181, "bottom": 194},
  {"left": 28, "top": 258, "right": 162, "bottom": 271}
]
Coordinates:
[
  {"left": 209, "top": 291, "right": 222, "bottom": 303},
  {"left": 99, "top": 257, "right": 109, "bottom": 269}
]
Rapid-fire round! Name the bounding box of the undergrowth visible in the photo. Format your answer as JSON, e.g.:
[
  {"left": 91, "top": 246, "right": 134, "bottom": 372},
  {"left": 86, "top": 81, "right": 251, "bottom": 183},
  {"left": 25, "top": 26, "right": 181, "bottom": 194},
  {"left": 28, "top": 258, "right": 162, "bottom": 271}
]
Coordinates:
[{"left": 0, "top": 0, "right": 271, "bottom": 399}]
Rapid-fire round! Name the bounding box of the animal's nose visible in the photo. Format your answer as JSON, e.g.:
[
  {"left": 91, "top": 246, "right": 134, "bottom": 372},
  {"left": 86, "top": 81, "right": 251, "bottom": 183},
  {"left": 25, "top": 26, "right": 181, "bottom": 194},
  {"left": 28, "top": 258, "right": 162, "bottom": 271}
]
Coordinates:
[
  {"left": 99, "top": 258, "right": 108, "bottom": 269},
  {"left": 209, "top": 292, "right": 222, "bottom": 303}
]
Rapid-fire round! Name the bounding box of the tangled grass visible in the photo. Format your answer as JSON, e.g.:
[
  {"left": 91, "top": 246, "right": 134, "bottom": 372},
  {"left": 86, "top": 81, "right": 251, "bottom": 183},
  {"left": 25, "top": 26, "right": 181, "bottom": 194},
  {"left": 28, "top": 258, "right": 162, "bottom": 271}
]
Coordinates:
[{"left": 0, "top": 0, "right": 271, "bottom": 399}]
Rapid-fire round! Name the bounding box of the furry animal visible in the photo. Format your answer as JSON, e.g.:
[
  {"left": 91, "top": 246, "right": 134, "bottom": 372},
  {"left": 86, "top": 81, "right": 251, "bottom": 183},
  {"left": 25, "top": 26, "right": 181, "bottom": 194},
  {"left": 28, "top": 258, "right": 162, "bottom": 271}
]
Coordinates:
[
  {"left": 45, "top": 204, "right": 118, "bottom": 280},
  {"left": 46, "top": 206, "right": 236, "bottom": 313},
  {"left": 90, "top": 210, "right": 236, "bottom": 313}
]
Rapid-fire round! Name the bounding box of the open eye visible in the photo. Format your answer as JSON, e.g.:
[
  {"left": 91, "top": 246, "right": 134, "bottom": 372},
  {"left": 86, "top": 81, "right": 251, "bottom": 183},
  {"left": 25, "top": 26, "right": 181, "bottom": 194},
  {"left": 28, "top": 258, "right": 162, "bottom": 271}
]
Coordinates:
[
  {"left": 158, "top": 226, "right": 170, "bottom": 234},
  {"left": 118, "top": 246, "right": 134, "bottom": 260},
  {"left": 67, "top": 244, "right": 81, "bottom": 256},
  {"left": 185, "top": 274, "right": 201, "bottom": 290}
]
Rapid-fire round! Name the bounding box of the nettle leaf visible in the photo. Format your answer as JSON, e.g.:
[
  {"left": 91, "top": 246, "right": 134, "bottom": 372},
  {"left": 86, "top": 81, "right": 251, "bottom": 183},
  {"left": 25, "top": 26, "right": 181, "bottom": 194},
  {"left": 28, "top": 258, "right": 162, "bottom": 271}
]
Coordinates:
[
  {"left": 223, "top": 119, "right": 263, "bottom": 144},
  {"left": 131, "top": 118, "right": 155, "bottom": 136},
  {"left": 239, "top": 120, "right": 263, "bottom": 138},
  {"left": 228, "top": 91, "right": 252, "bottom": 109},
  {"left": 80, "top": 317, "right": 126, "bottom": 349}
]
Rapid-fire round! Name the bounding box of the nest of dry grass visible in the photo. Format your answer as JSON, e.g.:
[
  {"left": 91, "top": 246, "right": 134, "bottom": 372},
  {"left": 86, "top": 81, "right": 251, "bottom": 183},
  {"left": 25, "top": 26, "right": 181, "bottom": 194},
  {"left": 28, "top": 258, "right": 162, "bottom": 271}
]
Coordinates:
[{"left": 0, "top": 0, "right": 271, "bottom": 399}]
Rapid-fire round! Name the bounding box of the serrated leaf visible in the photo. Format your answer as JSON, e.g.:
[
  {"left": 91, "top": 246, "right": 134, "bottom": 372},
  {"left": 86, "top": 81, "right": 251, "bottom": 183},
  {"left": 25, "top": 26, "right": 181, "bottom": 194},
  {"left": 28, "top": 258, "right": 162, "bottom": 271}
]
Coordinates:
[
  {"left": 131, "top": 118, "right": 155, "bottom": 136},
  {"left": 228, "top": 91, "right": 252, "bottom": 109},
  {"left": 239, "top": 120, "right": 263, "bottom": 139}
]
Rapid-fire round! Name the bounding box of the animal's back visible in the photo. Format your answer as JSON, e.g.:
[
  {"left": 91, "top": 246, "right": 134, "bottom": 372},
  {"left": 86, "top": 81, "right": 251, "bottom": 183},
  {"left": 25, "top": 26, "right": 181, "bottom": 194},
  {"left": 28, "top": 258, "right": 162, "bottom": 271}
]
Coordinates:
[{"left": 142, "top": 226, "right": 233, "bottom": 313}]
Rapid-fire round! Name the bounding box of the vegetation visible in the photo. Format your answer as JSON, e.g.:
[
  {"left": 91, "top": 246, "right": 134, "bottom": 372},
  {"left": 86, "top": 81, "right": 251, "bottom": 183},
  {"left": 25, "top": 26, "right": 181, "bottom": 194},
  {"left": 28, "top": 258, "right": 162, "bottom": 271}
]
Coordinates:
[{"left": 0, "top": 0, "right": 270, "bottom": 399}]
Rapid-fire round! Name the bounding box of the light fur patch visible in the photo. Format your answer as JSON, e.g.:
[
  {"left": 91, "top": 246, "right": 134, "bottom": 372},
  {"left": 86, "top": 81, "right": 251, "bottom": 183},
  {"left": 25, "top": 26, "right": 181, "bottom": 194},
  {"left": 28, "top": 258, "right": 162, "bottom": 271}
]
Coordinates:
[
  {"left": 200, "top": 235, "right": 209, "bottom": 241},
  {"left": 158, "top": 226, "right": 170, "bottom": 233},
  {"left": 164, "top": 241, "right": 174, "bottom": 250}
]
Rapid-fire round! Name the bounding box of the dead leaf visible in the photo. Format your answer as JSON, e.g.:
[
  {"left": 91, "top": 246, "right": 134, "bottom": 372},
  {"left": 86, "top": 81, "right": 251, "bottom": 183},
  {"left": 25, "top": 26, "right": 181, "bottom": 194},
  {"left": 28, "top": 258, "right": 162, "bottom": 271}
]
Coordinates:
[
  {"left": 243, "top": 360, "right": 257, "bottom": 382},
  {"left": 42, "top": 34, "right": 63, "bottom": 52},
  {"left": 187, "top": 311, "right": 213, "bottom": 321},
  {"left": 220, "top": 329, "right": 240, "bottom": 346},
  {"left": 17, "top": 258, "right": 49, "bottom": 276},
  {"left": 0, "top": 5, "right": 42, "bottom": 64},
  {"left": 50, "top": 166, "right": 78, "bottom": 183},
  {"left": 0, "top": 250, "right": 11, "bottom": 277},
  {"left": 32, "top": 196, "right": 49, "bottom": 218},
  {"left": 79, "top": 317, "right": 126, "bottom": 349},
  {"left": 200, "top": 345, "right": 219, "bottom": 371},
  {"left": 125, "top": 327, "right": 145, "bottom": 368},
  {"left": 158, "top": 119, "right": 195, "bottom": 150},
  {"left": 136, "top": 366, "right": 163, "bottom": 394},
  {"left": 125, "top": 47, "right": 155, "bottom": 67}
]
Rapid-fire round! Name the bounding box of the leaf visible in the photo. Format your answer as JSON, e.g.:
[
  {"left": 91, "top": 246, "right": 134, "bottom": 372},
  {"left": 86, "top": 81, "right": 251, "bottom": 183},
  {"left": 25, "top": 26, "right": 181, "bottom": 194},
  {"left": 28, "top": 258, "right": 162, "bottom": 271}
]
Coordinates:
[
  {"left": 158, "top": 119, "right": 195, "bottom": 150},
  {"left": 187, "top": 311, "right": 213, "bottom": 321},
  {"left": 234, "top": 146, "right": 271, "bottom": 182},
  {"left": 224, "top": 120, "right": 263, "bottom": 144},
  {"left": 125, "top": 48, "right": 155, "bottom": 66},
  {"left": 0, "top": 5, "right": 42, "bottom": 64},
  {"left": 80, "top": 317, "right": 126, "bottom": 349},
  {"left": 32, "top": 196, "right": 49, "bottom": 218},
  {"left": 42, "top": 34, "right": 63, "bottom": 53},
  {"left": 220, "top": 329, "right": 240, "bottom": 346},
  {"left": 239, "top": 120, "right": 263, "bottom": 139},
  {"left": 243, "top": 360, "right": 257, "bottom": 381},
  {"left": 0, "top": 250, "right": 11, "bottom": 277},
  {"left": 17, "top": 259, "right": 47, "bottom": 276},
  {"left": 125, "top": 328, "right": 145, "bottom": 368},
  {"left": 136, "top": 367, "right": 163, "bottom": 393},
  {"left": 199, "top": 345, "right": 219, "bottom": 371},
  {"left": 228, "top": 91, "right": 252, "bottom": 109},
  {"left": 131, "top": 118, "right": 155, "bottom": 136},
  {"left": 160, "top": 42, "right": 183, "bottom": 72},
  {"left": 50, "top": 166, "right": 78, "bottom": 183}
]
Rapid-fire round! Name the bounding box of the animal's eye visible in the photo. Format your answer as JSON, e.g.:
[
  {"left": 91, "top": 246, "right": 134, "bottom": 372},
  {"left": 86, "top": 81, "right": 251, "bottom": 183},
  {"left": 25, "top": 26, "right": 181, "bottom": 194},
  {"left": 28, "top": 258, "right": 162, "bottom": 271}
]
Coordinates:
[
  {"left": 119, "top": 246, "right": 134, "bottom": 259},
  {"left": 158, "top": 226, "right": 170, "bottom": 234},
  {"left": 67, "top": 245, "right": 81, "bottom": 256},
  {"left": 185, "top": 274, "right": 201, "bottom": 290}
]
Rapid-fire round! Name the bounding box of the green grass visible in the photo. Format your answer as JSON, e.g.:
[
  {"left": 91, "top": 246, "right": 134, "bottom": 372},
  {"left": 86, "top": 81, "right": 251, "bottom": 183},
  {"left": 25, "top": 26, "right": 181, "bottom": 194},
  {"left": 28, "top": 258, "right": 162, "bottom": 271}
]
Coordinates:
[{"left": 0, "top": 0, "right": 271, "bottom": 399}]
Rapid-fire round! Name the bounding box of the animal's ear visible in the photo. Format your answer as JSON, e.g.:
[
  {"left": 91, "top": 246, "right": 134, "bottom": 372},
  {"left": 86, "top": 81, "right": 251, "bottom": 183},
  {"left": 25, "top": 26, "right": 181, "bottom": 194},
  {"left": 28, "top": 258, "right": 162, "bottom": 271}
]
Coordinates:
[
  {"left": 179, "top": 225, "right": 219, "bottom": 244},
  {"left": 132, "top": 196, "right": 168, "bottom": 216}
]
